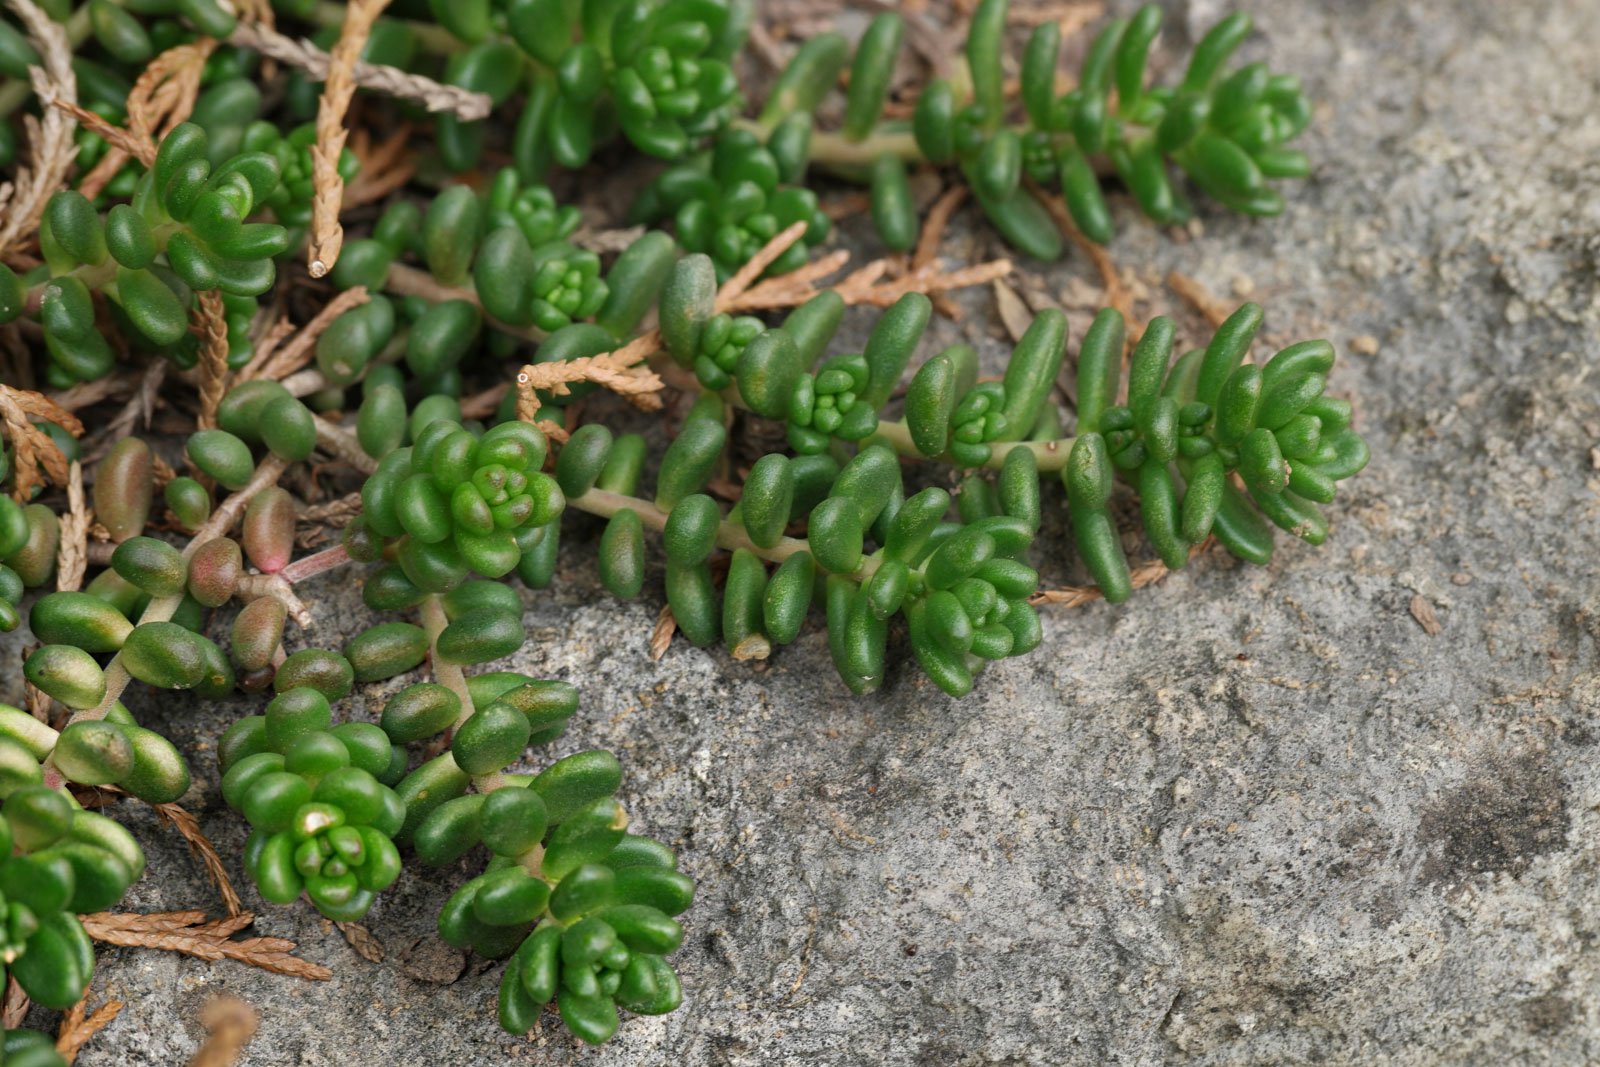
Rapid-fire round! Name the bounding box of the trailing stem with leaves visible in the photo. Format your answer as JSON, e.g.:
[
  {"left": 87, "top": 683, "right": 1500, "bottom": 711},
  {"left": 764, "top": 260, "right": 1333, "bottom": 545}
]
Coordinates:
[{"left": 0, "top": 0, "right": 1363, "bottom": 1053}]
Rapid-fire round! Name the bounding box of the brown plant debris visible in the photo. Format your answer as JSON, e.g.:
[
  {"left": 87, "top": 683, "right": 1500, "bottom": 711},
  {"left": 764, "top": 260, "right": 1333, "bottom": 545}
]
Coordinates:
[
  {"left": 81, "top": 911, "right": 332, "bottom": 980},
  {"left": 195, "top": 290, "right": 231, "bottom": 429},
  {"left": 0, "top": 383, "right": 84, "bottom": 500},
  {"left": 342, "top": 125, "right": 418, "bottom": 208},
  {"left": 79, "top": 39, "right": 214, "bottom": 201},
  {"left": 309, "top": 0, "right": 395, "bottom": 277},
  {"left": 187, "top": 996, "right": 261, "bottom": 1067},
  {"left": 55, "top": 996, "right": 124, "bottom": 1064},
  {"left": 83, "top": 360, "right": 167, "bottom": 462},
  {"left": 228, "top": 19, "right": 490, "bottom": 120},
  {"left": 56, "top": 460, "right": 90, "bottom": 592},
  {"left": 151, "top": 801, "right": 245, "bottom": 917},
  {"left": 50, "top": 98, "right": 151, "bottom": 162},
  {"left": 1030, "top": 541, "right": 1213, "bottom": 608},
  {"left": 2, "top": 976, "right": 29, "bottom": 1028},
  {"left": 516, "top": 354, "right": 665, "bottom": 424},
  {"left": 649, "top": 603, "right": 677, "bottom": 661},
  {"left": 1167, "top": 270, "right": 1233, "bottom": 328},
  {"left": 0, "top": 0, "right": 77, "bottom": 261},
  {"left": 1409, "top": 594, "right": 1442, "bottom": 636},
  {"left": 1031, "top": 183, "right": 1134, "bottom": 331},
  {"left": 336, "top": 921, "right": 386, "bottom": 962}
]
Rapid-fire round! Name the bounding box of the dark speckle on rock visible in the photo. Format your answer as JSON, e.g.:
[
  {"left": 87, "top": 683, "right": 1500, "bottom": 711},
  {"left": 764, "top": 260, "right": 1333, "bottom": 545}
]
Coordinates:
[{"left": 1417, "top": 752, "right": 1570, "bottom": 889}]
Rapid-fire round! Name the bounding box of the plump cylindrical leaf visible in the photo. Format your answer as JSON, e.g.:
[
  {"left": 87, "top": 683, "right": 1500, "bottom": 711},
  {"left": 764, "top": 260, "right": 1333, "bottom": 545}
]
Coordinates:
[{"left": 93, "top": 437, "right": 153, "bottom": 543}]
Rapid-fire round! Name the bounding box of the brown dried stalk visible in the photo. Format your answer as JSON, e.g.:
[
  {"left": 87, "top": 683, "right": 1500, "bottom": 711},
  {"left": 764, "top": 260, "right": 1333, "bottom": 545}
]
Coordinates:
[
  {"left": 649, "top": 602, "right": 677, "bottom": 661},
  {"left": 50, "top": 99, "right": 151, "bottom": 162},
  {"left": 1166, "top": 271, "right": 1233, "bottom": 328},
  {"left": 47, "top": 374, "right": 133, "bottom": 415},
  {"left": 515, "top": 354, "right": 665, "bottom": 423},
  {"left": 0, "top": 383, "right": 83, "bottom": 499},
  {"left": 56, "top": 460, "right": 89, "bottom": 592},
  {"left": 227, "top": 20, "right": 490, "bottom": 120},
  {"left": 2, "top": 976, "right": 29, "bottom": 1028},
  {"left": 1030, "top": 181, "right": 1135, "bottom": 330},
  {"left": 83, "top": 360, "right": 167, "bottom": 462},
  {"left": 309, "top": 0, "right": 395, "bottom": 277},
  {"left": 55, "top": 997, "right": 124, "bottom": 1064},
  {"left": 336, "top": 921, "right": 385, "bottom": 963},
  {"left": 80, "top": 911, "right": 332, "bottom": 981},
  {"left": 188, "top": 997, "right": 260, "bottom": 1067},
  {"left": 342, "top": 125, "right": 418, "bottom": 208},
  {"left": 1030, "top": 541, "right": 1212, "bottom": 607},
  {"left": 241, "top": 287, "right": 370, "bottom": 382},
  {"left": 79, "top": 39, "right": 214, "bottom": 200},
  {"left": 150, "top": 801, "right": 244, "bottom": 917},
  {"left": 195, "top": 290, "right": 230, "bottom": 429},
  {"left": 0, "top": 0, "right": 77, "bottom": 261}
]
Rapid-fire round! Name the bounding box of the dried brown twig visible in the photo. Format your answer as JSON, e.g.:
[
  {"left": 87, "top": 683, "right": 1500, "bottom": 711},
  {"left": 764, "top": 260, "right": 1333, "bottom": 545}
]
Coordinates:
[
  {"left": 241, "top": 287, "right": 371, "bottom": 382},
  {"left": 516, "top": 355, "right": 665, "bottom": 425},
  {"left": 0, "top": 0, "right": 77, "bottom": 261},
  {"left": 1166, "top": 271, "right": 1233, "bottom": 328},
  {"left": 1030, "top": 541, "right": 1213, "bottom": 607},
  {"left": 227, "top": 20, "right": 489, "bottom": 120},
  {"left": 3, "top": 977, "right": 29, "bottom": 1028},
  {"left": 81, "top": 911, "right": 332, "bottom": 980},
  {"left": 55, "top": 997, "right": 124, "bottom": 1064},
  {"left": 79, "top": 39, "right": 213, "bottom": 200},
  {"left": 195, "top": 291, "right": 231, "bottom": 429},
  {"left": 56, "top": 461, "right": 90, "bottom": 592},
  {"left": 188, "top": 997, "right": 260, "bottom": 1067},
  {"left": 336, "top": 921, "right": 385, "bottom": 962},
  {"left": 151, "top": 801, "right": 245, "bottom": 917},
  {"left": 0, "top": 384, "right": 85, "bottom": 500},
  {"left": 309, "top": 0, "right": 394, "bottom": 278}
]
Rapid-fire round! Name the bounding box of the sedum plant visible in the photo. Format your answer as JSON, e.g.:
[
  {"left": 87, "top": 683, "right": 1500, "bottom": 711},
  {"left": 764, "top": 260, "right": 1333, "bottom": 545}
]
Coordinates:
[
  {"left": 747, "top": 0, "right": 1310, "bottom": 260},
  {"left": 0, "top": 0, "right": 1362, "bottom": 1052}
]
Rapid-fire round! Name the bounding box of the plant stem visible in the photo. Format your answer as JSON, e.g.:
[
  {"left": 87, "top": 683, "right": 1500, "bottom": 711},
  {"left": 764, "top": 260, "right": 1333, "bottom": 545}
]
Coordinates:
[
  {"left": 383, "top": 262, "right": 547, "bottom": 345},
  {"left": 42, "top": 456, "right": 288, "bottom": 788},
  {"left": 733, "top": 118, "right": 923, "bottom": 166},
  {"left": 419, "top": 594, "right": 507, "bottom": 793},
  {"left": 279, "top": 543, "right": 351, "bottom": 584},
  {"left": 567, "top": 486, "right": 883, "bottom": 581},
  {"left": 870, "top": 419, "right": 1077, "bottom": 472}
]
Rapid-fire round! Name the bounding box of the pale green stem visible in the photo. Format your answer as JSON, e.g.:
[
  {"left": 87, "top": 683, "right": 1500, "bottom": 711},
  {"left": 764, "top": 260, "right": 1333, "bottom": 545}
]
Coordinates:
[
  {"left": 568, "top": 486, "right": 883, "bottom": 581},
  {"left": 870, "top": 419, "right": 1077, "bottom": 473},
  {"left": 420, "top": 594, "right": 507, "bottom": 793}
]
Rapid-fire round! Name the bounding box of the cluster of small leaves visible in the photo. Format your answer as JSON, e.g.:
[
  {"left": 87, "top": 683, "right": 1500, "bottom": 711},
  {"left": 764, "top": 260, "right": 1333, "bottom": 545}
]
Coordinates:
[
  {"left": 0, "top": 1, "right": 1355, "bottom": 1050},
  {"left": 631, "top": 127, "right": 830, "bottom": 281},
  {"left": 443, "top": 0, "right": 750, "bottom": 172},
  {"left": 753, "top": 0, "right": 1311, "bottom": 261},
  {"left": 0, "top": 123, "right": 290, "bottom": 387},
  {"left": 349, "top": 409, "right": 565, "bottom": 589},
  {"left": 326, "top": 176, "right": 679, "bottom": 390},
  {"left": 899, "top": 304, "right": 1369, "bottom": 596},
  {"left": 965, "top": 3, "right": 1311, "bottom": 247},
  {"left": 217, "top": 662, "right": 406, "bottom": 921},
  {"left": 0, "top": 762, "right": 144, "bottom": 1011},
  {"left": 408, "top": 742, "right": 691, "bottom": 1044}
]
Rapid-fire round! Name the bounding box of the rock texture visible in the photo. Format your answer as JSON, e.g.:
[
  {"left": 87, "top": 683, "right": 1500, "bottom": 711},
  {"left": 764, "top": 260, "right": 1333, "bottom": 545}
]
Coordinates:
[{"left": 7, "top": 0, "right": 1600, "bottom": 1063}]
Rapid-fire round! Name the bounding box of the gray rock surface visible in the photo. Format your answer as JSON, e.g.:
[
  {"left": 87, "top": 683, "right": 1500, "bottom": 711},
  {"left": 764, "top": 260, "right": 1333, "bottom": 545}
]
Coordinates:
[{"left": 7, "top": 0, "right": 1600, "bottom": 1063}]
